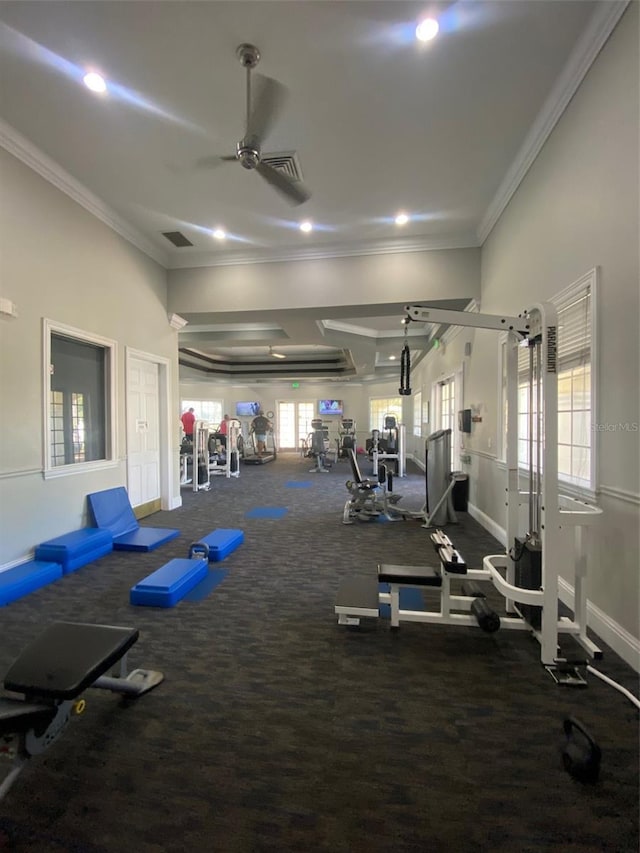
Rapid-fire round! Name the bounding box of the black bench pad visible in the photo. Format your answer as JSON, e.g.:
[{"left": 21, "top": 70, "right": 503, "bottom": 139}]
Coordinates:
[
  {"left": 4, "top": 622, "right": 139, "bottom": 700},
  {"left": 377, "top": 564, "right": 442, "bottom": 587}
]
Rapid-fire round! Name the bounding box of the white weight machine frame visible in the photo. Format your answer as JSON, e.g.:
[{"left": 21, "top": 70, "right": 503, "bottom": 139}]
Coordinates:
[
  {"left": 371, "top": 420, "right": 406, "bottom": 478},
  {"left": 399, "top": 303, "right": 603, "bottom": 666}
]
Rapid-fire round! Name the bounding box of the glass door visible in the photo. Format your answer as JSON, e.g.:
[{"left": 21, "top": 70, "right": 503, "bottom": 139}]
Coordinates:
[{"left": 277, "top": 401, "right": 315, "bottom": 450}]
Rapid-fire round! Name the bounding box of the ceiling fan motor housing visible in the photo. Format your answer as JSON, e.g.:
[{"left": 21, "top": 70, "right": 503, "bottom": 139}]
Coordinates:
[{"left": 237, "top": 141, "right": 260, "bottom": 170}]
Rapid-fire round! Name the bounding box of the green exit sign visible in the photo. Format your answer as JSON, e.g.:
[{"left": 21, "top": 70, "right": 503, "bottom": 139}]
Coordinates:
[{"left": 292, "top": 382, "right": 300, "bottom": 388}]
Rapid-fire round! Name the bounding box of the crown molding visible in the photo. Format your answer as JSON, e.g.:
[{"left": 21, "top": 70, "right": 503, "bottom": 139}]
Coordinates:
[
  {"left": 477, "top": 0, "right": 630, "bottom": 245},
  {"left": 0, "top": 119, "right": 168, "bottom": 267},
  {"left": 166, "top": 232, "right": 480, "bottom": 270}
]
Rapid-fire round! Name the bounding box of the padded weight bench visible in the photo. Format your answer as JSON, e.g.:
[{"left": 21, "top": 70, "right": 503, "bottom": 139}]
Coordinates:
[
  {"left": 0, "top": 621, "right": 163, "bottom": 800},
  {"left": 34, "top": 527, "right": 113, "bottom": 573},
  {"left": 88, "top": 487, "right": 179, "bottom": 552}
]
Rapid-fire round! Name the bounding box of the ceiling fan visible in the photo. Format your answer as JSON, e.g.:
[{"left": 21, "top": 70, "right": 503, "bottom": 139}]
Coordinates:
[{"left": 201, "top": 44, "right": 311, "bottom": 206}]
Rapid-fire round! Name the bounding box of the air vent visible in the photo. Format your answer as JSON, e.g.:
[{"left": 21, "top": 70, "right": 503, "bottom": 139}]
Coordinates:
[
  {"left": 262, "top": 152, "right": 303, "bottom": 182},
  {"left": 162, "top": 231, "right": 193, "bottom": 248}
]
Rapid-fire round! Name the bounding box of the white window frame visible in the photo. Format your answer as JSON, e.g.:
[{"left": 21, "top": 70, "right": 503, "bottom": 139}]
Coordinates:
[
  {"left": 43, "top": 319, "right": 118, "bottom": 479},
  {"left": 497, "top": 269, "right": 597, "bottom": 497},
  {"left": 369, "top": 396, "right": 403, "bottom": 432}
]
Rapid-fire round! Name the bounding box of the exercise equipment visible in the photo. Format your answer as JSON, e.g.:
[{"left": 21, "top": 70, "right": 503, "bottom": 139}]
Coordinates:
[
  {"left": 0, "top": 621, "right": 163, "bottom": 800},
  {"left": 34, "top": 527, "right": 113, "bottom": 573},
  {"left": 369, "top": 416, "right": 406, "bottom": 478},
  {"left": 0, "top": 560, "right": 62, "bottom": 607},
  {"left": 307, "top": 418, "right": 331, "bottom": 473},
  {"left": 130, "top": 544, "right": 209, "bottom": 607},
  {"left": 208, "top": 418, "right": 241, "bottom": 480},
  {"left": 336, "top": 418, "right": 357, "bottom": 460},
  {"left": 422, "top": 429, "right": 463, "bottom": 528},
  {"left": 88, "top": 487, "right": 179, "bottom": 552},
  {"left": 342, "top": 450, "right": 404, "bottom": 523},
  {"left": 193, "top": 528, "right": 244, "bottom": 562},
  {"left": 243, "top": 419, "right": 277, "bottom": 464},
  {"left": 561, "top": 717, "right": 601, "bottom": 784}
]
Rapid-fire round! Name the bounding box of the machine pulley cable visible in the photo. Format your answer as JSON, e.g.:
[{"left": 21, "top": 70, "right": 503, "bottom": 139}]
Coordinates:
[{"left": 399, "top": 319, "right": 411, "bottom": 396}]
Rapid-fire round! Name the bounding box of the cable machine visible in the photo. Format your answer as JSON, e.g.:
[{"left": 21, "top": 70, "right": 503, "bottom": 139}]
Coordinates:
[{"left": 336, "top": 303, "right": 603, "bottom": 674}]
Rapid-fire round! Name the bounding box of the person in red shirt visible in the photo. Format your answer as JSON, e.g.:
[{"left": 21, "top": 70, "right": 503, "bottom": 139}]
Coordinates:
[
  {"left": 217, "top": 414, "right": 230, "bottom": 448},
  {"left": 181, "top": 407, "right": 196, "bottom": 441}
]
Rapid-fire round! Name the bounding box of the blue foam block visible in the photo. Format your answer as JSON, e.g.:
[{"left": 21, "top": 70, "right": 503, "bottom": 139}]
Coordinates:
[
  {"left": 196, "top": 529, "right": 244, "bottom": 562},
  {"left": 245, "top": 507, "right": 289, "bottom": 520},
  {"left": 183, "top": 569, "right": 229, "bottom": 602},
  {"left": 88, "top": 487, "right": 179, "bottom": 552},
  {"left": 35, "top": 528, "right": 113, "bottom": 574},
  {"left": 130, "top": 557, "right": 208, "bottom": 608},
  {"left": 0, "top": 561, "right": 63, "bottom": 606},
  {"left": 378, "top": 585, "right": 425, "bottom": 619}
]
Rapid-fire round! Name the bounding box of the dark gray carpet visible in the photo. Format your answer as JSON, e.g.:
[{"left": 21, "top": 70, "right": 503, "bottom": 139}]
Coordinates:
[{"left": 0, "top": 453, "right": 638, "bottom": 852}]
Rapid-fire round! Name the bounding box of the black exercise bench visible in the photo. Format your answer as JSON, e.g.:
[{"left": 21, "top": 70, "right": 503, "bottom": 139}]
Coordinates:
[{"left": 0, "top": 621, "right": 163, "bottom": 800}]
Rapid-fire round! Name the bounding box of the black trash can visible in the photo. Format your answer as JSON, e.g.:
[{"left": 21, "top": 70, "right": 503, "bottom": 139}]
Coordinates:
[{"left": 452, "top": 473, "right": 469, "bottom": 512}]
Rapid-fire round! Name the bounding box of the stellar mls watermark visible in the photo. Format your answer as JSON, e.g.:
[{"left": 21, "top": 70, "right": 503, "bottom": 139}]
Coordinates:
[{"left": 591, "top": 422, "right": 639, "bottom": 432}]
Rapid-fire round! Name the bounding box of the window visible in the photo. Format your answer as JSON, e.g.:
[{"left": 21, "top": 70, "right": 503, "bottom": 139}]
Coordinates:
[
  {"left": 277, "top": 401, "right": 314, "bottom": 449},
  {"left": 44, "top": 321, "right": 116, "bottom": 476},
  {"left": 501, "top": 269, "right": 596, "bottom": 493},
  {"left": 413, "top": 391, "right": 422, "bottom": 437},
  {"left": 181, "top": 399, "right": 223, "bottom": 426},
  {"left": 369, "top": 397, "right": 402, "bottom": 431}
]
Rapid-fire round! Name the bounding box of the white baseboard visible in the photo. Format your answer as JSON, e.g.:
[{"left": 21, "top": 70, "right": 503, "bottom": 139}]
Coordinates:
[
  {"left": 468, "top": 503, "right": 639, "bottom": 673},
  {"left": 0, "top": 551, "right": 36, "bottom": 574},
  {"left": 467, "top": 501, "right": 507, "bottom": 546},
  {"left": 558, "top": 578, "right": 640, "bottom": 673},
  {"left": 167, "top": 494, "right": 183, "bottom": 510}
]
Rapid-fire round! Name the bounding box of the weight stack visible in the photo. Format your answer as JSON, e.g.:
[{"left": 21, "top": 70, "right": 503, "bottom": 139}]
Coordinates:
[{"left": 513, "top": 537, "right": 542, "bottom": 629}]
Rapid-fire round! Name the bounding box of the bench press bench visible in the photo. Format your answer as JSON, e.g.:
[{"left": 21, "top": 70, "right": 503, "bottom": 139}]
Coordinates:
[{"left": 0, "top": 621, "right": 163, "bottom": 800}]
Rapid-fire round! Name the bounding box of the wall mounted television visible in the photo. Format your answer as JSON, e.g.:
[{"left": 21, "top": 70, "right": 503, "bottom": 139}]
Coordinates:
[
  {"left": 236, "top": 401, "right": 261, "bottom": 417},
  {"left": 318, "top": 399, "right": 344, "bottom": 416}
]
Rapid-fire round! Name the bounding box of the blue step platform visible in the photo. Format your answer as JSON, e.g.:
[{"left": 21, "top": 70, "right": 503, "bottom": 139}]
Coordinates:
[
  {"left": 130, "top": 557, "right": 208, "bottom": 608},
  {"left": 87, "top": 487, "right": 179, "bottom": 552},
  {"left": 0, "top": 561, "right": 63, "bottom": 606},
  {"left": 194, "top": 529, "right": 244, "bottom": 562},
  {"left": 35, "top": 528, "right": 113, "bottom": 574}
]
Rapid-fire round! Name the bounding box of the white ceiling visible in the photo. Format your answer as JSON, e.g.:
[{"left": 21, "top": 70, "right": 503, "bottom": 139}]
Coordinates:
[{"left": 0, "top": 0, "right": 612, "bottom": 382}]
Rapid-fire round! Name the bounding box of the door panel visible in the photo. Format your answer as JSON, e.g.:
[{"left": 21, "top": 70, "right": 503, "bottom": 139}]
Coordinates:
[{"left": 127, "top": 358, "right": 160, "bottom": 506}]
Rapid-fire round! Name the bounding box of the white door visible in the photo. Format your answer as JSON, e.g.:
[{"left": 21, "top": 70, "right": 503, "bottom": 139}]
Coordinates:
[{"left": 127, "top": 357, "right": 160, "bottom": 507}]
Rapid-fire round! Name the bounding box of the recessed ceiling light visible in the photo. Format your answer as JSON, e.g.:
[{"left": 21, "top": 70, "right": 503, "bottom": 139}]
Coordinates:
[
  {"left": 299, "top": 220, "right": 313, "bottom": 233},
  {"left": 416, "top": 18, "right": 439, "bottom": 42},
  {"left": 395, "top": 212, "right": 409, "bottom": 226},
  {"left": 83, "top": 72, "right": 107, "bottom": 93},
  {"left": 389, "top": 355, "right": 397, "bottom": 361},
  {"left": 212, "top": 228, "right": 226, "bottom": 240}
]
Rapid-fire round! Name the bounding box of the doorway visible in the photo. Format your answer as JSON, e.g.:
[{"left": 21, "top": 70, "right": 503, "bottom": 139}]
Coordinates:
[{"left": 277, "top": 400, "right": 315, "bottom": 451}]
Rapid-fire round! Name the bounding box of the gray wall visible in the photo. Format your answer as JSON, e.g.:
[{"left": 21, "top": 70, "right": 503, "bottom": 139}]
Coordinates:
[{"left": 0, "top": 149, "right": 180, "bottom": 566}]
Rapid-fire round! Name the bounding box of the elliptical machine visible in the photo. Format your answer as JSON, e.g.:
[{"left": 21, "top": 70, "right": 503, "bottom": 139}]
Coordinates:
[
  {"left": 307, "top": 418, "right": 331, "bottom": 473},
  {"left": 336, "top": 418, "right": 357, "bottom": 460}
]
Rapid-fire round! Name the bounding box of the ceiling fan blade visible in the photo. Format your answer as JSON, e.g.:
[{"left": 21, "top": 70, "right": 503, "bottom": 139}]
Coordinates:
[
  {"left": 246, "top": 73, "right": 288, "bottom": 145},
  {"left": 256, "top": 162, "right": 311, "bottom": 206},
  {"left": 195, "top": 154, "right": 236, "bottom": 170}
]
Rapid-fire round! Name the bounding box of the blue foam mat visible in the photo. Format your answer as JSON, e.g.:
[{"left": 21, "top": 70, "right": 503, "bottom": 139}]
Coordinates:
[
  {"left": 245, "top": 507, "right": 288, "bottom": 519},
  {"left": 285, "top": 481, "right": 313, "bottom": 488},
  {"left": 184, "top": 569, "right": 229, "bottom": 601},
  {"left": 0, "top": 561, "right": 63, "bottom": 606}
]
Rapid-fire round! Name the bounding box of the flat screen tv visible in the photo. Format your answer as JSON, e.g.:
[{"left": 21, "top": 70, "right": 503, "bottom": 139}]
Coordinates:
[
  {"left": 319, "top": 399, "right": 343, "bottom": 416},
  {"left": 236, "top": 401, "right": 261, "bottom": 417}
]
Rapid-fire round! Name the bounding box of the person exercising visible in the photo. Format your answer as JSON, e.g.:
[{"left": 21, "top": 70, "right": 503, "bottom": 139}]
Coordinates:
[{"left": 251, "top": 410, "right": 272, "bottom": 457}]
